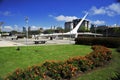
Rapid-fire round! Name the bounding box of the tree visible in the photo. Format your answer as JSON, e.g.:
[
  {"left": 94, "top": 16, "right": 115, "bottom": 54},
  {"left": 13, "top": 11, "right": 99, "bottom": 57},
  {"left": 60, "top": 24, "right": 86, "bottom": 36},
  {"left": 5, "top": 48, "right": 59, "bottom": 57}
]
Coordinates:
[
  {"left": 90, "top": 26, "right": 95, "bottom": 33},
  {"left": 43, "top": 29, "right": 53, "bottom": 34},
  {"left": 29, "top": 30, "right": 41, "bottom": 35},
  {"left": 56, "top": 27, "right": 64, "bottom": 33},
  {"left": 113, "top": 27, "right": 120, "bottom": 33},
  {"left": 10, "top": 30, "right": 18, "bottom": 35},
  {"left": 79, "top": 26, "right": 88, "bottom": 32}
]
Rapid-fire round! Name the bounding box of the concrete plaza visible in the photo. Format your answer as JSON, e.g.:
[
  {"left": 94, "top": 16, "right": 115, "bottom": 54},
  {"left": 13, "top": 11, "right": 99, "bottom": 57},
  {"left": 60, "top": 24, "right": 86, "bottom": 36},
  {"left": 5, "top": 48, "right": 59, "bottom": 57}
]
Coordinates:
[{"left": 0, "top": 37, "right": 75, "bottom": 47}]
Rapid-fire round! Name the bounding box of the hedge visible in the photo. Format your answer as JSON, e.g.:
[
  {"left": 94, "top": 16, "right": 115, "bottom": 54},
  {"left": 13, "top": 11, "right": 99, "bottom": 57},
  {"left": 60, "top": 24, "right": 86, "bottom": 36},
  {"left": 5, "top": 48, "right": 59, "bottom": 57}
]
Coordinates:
[
  {"left": 5, "top": 45, "right": 112, "bottom": 80},
  {"left": 75, "top": 37, "right": 120, "bottom": 48},
  {"left": 116, "top": 47, "right": 120, "bottom": 52}
]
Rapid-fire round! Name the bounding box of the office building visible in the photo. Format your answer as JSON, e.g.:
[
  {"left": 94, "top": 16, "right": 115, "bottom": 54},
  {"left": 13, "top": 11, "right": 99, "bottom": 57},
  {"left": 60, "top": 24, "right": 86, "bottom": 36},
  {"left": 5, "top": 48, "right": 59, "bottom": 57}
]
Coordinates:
[{"left": 64, "top": 19, "right": 90, "bottom": 32}]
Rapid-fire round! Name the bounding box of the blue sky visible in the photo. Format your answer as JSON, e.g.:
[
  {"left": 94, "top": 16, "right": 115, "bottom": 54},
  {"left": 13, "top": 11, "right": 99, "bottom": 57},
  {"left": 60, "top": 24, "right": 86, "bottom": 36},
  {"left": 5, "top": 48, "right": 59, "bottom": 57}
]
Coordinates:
[{"left": 0, "top": 0, "right": 120, "bottom": 31}]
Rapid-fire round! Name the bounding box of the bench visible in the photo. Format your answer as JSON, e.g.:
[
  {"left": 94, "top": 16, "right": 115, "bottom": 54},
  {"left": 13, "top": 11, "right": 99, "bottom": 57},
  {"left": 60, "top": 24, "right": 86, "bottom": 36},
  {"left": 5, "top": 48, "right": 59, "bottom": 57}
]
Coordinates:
[
  {"left": 11, "top": 36, "right": 18, "bottom": 40},
  {"left": 11, "top": 37, "right": 18, "bottom": 40},
  {"left": 34, "top": 41, "right": 46, "bottom": 44}
]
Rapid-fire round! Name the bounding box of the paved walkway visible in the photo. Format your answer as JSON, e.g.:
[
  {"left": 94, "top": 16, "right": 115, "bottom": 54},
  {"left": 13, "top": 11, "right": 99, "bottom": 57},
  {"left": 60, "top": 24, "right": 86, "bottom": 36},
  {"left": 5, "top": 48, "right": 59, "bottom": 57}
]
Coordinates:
[
  {"left": 0, "top": 37, "right": 75, "bottom": 47},
  {"left": 0, "top": 40, "right": 24, "bottom": 47}
]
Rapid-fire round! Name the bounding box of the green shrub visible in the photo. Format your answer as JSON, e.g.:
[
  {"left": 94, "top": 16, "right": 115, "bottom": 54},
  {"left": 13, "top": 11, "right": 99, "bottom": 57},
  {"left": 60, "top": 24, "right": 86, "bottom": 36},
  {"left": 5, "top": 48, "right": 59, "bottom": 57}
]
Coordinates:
[
  {"left": 86, "top": 45, "right": 112, "bottom": 67},
  {"left": 75, "top": 37, "right": 120, "bottom": 48},
  {"left": 43, "top": 61, "right": 63, "bottom": 79},
  {"left": 67, "top": 56, "right": 93, "bottom": 72},
  {"left": 116, "top": 47, "right": 120, "bottom": 52},
  {"left": 5, "top": 66, "right": 46, "bottom": 80},
  {"left": 43, "top": 61, "right": 78, "bottom": 79}
]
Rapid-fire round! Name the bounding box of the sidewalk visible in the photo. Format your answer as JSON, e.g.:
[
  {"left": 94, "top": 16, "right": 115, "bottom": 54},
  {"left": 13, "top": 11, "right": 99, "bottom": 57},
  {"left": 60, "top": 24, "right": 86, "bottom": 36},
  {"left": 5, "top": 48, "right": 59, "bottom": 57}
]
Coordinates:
[
  {"left": 0, "top": 40, "right": 24, "bottom": 47},
  {"left": 0, "top": 37, "right": 75, "bottom": 47}
]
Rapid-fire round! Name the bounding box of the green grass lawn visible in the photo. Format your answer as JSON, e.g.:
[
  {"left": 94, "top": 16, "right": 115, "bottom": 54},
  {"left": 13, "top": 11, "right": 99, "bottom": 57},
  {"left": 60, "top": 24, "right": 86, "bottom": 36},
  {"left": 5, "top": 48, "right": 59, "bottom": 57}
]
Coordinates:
[
  {"left": 0, "top": 45, "right": 120, "bottom": 80},
  {"left": 0, "top": 45, "right": 91, "bottom": 78}
]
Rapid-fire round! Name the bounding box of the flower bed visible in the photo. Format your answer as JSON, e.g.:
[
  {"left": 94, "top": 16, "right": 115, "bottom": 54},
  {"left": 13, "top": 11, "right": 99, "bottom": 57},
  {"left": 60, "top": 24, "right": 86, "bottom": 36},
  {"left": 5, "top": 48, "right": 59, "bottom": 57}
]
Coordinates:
[{"left": 5, "top": 45, "right": 112, "bottom": 80}]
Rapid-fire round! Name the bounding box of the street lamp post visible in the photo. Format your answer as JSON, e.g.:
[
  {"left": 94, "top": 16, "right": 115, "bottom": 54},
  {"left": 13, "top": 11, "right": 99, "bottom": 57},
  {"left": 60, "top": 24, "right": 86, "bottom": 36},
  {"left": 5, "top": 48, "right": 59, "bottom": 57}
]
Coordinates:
[
  {"left": 0, "top": 22, "right": 4, "bottom": 37},
  {"left": 94, "top": 25, "right": 97, "bottom": 37},
  {"left": 70, "top": 23, "right": 73, "bottom": 44},
  {"left": 70, "top": 26, "right": 72, "bottom": 44},
  {"left": 25, "top": 17, "right": 29, "bottom": 45},
  {"left": 106, "top": 26, "right": 108, "bottom": 37}
]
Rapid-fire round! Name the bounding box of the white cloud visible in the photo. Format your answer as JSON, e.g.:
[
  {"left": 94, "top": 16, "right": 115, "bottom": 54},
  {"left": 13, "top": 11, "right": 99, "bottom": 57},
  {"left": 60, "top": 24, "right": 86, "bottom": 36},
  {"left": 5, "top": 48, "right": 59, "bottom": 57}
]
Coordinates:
[
  {"left": 42, "top": 26, "right": 50, "bottom": 29},
  {"left": 106, "top": 10, "right": 115, "bottom": 16},
  {"left": 14, "top": 25, "right": 22, "bottom": 31},
  {"left": 108, "top": 3, "right": 120, "bottom": 14},
  {"left": 0, "top": 11, "right": 12, "bottom": 16},
  {"left": 49, "top": 14, "right": 78, "bottom": 22},
  {"left": 31, "top": 26, "right": 40, "bottom": 30},
  {"left": 89, "top": 3, "right": 120, "bottom": 16},
  {"left": 14, "top": 25, "right": 19, "bottom": 30},
  {"left": 90, "top": 6, "right": 106, "bottom": 15},
  {"left": 91, "top": 20, "right": 105, "bottom": 25},
  {"left": 55, "top": 15, "right": 78, "bottom": 22},
  {"left": 3, "top": 26, "right": 13, "bottom": 31}
]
